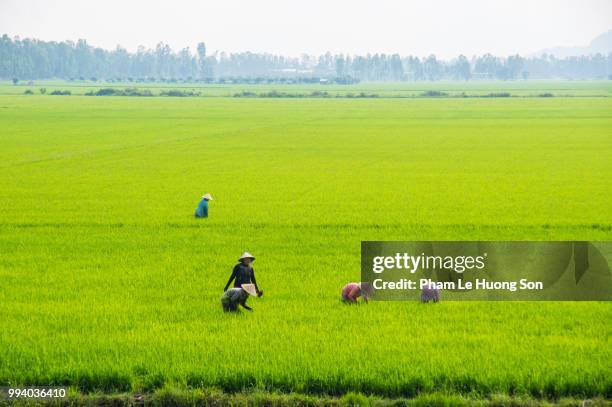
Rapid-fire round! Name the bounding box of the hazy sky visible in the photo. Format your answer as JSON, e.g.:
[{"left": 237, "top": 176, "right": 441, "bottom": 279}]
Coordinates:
[{"left": 1, "top": 0, "right": 611, "bottom": 58}]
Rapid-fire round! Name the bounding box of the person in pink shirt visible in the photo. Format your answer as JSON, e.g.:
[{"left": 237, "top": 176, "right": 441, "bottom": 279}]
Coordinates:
[{"left": 341, "top": 282, "right": 371, "bottom": 303}]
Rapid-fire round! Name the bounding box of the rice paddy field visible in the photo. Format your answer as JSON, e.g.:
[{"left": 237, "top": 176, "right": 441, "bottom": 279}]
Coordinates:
[
  {"left": 0, "top": 81, "right": 611, "bottom": 404},
  {"left": 3, "top": 79, "right": 612, "bottom": 97}
]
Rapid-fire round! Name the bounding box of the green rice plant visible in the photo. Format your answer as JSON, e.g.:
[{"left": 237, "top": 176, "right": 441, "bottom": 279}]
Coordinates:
[{"left": 0, "top": 90, "right": 610, "bottom": 401}]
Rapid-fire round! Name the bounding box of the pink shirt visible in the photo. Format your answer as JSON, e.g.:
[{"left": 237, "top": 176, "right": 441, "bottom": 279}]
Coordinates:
[{"left": 342, "top": 283, "right": 364, "bottom": 302}]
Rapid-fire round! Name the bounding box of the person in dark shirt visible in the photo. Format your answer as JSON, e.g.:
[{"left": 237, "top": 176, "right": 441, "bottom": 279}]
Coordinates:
[{"left": 224, "top": 252, "right": 263, "bottom": 296}]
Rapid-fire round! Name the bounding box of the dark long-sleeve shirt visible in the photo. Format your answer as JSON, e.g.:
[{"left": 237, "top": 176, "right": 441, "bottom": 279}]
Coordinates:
[{"left": 224, "top": 263, "right": 258, "bottom": 292}]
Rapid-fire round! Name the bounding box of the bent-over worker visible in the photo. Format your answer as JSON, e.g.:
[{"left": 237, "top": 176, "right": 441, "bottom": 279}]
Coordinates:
[
  {"left": 195, "top": 193, "right": 213, "bottom": 218},
  {"left": 341, "top": 282, "right": 371, "bottom": 303},
  {"left": 221, "top": 283, "right": 258, "bottom": 312}
]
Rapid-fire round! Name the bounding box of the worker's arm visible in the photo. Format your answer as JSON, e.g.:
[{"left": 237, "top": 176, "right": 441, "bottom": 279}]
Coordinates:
[
  {"left": 239, "top": 298, "right": 253, "bottom": 311},
  {"left": 224, "top": 267, "right": 237, "bottom": 291},
  {"left": 250, "top": 270, "right": 260, "bottom": 293}
]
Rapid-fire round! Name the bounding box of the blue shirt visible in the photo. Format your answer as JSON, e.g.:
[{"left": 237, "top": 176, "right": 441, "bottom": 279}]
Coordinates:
[{"left": 195, "top": 198, "right": 209, "bottom": 218}]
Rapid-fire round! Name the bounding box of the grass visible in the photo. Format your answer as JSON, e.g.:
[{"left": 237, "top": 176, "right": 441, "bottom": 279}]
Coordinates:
[
  {"left": 2, "top": 79, "right": 612, "bottom": 97},
  {"left": 0, "top": 86, "right": 611, "bottom": 403}
]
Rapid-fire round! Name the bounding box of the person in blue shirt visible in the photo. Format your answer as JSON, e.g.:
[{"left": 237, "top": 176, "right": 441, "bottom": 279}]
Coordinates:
[{"left": 195, "top": 193, "right": 213, "bottom": 218}]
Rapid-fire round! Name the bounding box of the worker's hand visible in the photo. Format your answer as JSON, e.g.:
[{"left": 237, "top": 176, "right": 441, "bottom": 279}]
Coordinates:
[{"left": 257, "top": 290, "right": 264, "bottom": 297}]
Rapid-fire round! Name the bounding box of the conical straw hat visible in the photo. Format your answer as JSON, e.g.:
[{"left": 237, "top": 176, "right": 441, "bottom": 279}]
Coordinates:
[
  {"left": 239, "top": 251, "right": 255, "bottom": 261},
  {"left": 241, "top": 283, "right": 258, "bottom": 297},
  {"left": 202, "top": 193, "right": 213, "bottom": 200}
]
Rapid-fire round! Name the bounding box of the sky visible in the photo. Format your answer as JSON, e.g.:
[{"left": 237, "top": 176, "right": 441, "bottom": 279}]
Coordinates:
[{"left": 1, "top": 0, "right": 611, "bottom": 58}]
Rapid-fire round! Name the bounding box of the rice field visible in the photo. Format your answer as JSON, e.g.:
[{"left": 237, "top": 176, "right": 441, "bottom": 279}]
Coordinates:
[
  {"left": 3, "top": 79, "right": 612, "bottom": 97},
  {"left": 0, "top": 84, "right": 611, "bottom": 403}
]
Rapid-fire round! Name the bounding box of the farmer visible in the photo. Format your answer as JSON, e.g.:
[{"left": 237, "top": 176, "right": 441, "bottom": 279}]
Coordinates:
[
  {"left": 341, "top": 282, "right": 371, "bottom": 303},
  {"left": 221, "top": 283, "right": 258, "bottom": 312},
  {"left": 194, "top": 193, "right": 213, "bottom": 218},
  {"left": 421, "top": 283, "right": 440, "bottom": 303},
  {"left": 224, "top": 252, "right": 263, "bottom": 296}
]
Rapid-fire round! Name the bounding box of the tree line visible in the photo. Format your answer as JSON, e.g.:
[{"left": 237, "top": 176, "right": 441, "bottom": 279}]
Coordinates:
[{"left": 1, "top": 34, "right": 611, "bottom": 82}]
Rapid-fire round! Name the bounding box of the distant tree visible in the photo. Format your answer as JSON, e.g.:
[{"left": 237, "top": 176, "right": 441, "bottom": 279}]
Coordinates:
[
  {"left": 0, "top": 34, "right": 609, "bottom": 81},
  {"left": 39, "top": 87, "right": 46, "bottom": 94},
  {"left": 404, "top": 56, "right": 423, "bottom": 81},
  {"left": 75, "top": 39, "right": 92, "bottom": 78},
  {"left": 423, "top": 55, "right": 442, "bottom": 80},
  {"left": 204, "top": 55, "right": 216, "bottom": 78},
  {"left": 389, "top": 54, "right": 404, "bottom": 81},
  {"left": 506, "top": 55, "right": 524, "bottom": 80},
  {"left": 335, "top": 55, "right": 345, "bottom": 77},
  {"left": 178, "top": 47, "right": 195, "bottom": 78},
  {"left": 197, "top": 42, "right": 206, "bottom": 78},
  {"left": 154, "top": 43, "right": 173, "bottom": 78},
  {"left": 474, "top": 53, "right": 499, "bottom": 79},
  {"left": 451, "top": 55, "right": 471, "bottom": 81}
]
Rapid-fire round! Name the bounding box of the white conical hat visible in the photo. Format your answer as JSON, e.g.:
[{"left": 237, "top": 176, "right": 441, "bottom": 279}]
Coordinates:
[
  {"left": 241, "top": 283, "right": 258, "bottom": 297},
  {"left": 202, "top": 193, "right": 213, "bottom": 200},
  {"left": 239, "top": 251, "right": 255, "bottom": 261}
]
